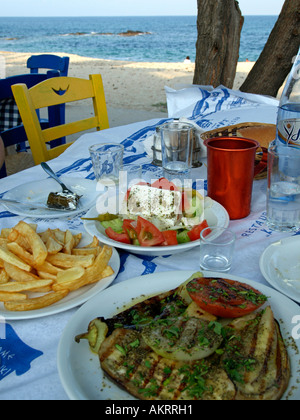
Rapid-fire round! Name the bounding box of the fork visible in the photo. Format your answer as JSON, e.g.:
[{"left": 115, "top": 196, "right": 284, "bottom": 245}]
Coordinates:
[{"left": 40, "top": 162, "right": 80, "bottom": 199}]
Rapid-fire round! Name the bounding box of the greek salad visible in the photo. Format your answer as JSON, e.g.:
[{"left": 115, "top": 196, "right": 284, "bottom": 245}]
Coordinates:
[{"left": 84, "top": 178, "right": 211, "bottom": 247}]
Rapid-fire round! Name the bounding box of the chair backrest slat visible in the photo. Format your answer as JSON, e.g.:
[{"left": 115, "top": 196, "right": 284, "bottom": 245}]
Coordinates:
[
  {"left": 30, "top": 77, "right": 95, "bottom": 109},
  {"left": 27, "top": 54, "right": 70, "bottom": 77},
  {"left": 42, "top": 117, "right": 99, "bottom": 143}
]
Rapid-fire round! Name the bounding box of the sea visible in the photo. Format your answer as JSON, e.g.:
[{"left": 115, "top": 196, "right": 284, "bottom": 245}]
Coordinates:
[{"left": 0, "top": 15, "right": 278, "bottom": 63}]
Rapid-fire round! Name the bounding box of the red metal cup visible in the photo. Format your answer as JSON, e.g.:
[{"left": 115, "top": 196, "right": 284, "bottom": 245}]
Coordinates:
[{"left": 204, "top": 137, "right": 260, "bottom": 220}]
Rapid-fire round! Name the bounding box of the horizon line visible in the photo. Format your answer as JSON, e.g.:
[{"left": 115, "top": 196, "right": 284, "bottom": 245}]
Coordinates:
[{"left": 0, "top": 14, "right": 280, "bottom": 18}]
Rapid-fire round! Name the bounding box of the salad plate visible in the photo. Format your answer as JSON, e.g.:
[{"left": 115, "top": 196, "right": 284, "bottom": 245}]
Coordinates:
[
  {"left": 57, "top": 270, "right": 300, "bottom": 400},
  {"left": 1, "top": 177, "right": 100, "bottom": 219},
  {"left": 260, "top": 236, "right": 300, "bottom": 304},
  {"left": 83, "top": 198, "right": 230, "bottom": 257}
]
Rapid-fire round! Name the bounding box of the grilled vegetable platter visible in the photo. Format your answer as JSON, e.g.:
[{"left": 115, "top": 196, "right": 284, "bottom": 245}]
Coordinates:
[{"left": 57, "top": 271, "right": 300, "bottom": 401}]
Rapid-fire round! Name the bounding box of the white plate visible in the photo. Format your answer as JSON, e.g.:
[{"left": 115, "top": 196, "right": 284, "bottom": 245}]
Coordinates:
[
  {"left": 2, "top": 177, "right": 100, "bottom": 218},
  {"left": 58, "top": 271, "right": 300, "bottom": 401},
  {"left": 83, "top": 199, "right": 229, "bottom": 257},
  {"left": 0, "top": 232, "right": 120, "bottom": 320},
  {"left": 260, "top": 236, "right": 300, "bottom": 303}
]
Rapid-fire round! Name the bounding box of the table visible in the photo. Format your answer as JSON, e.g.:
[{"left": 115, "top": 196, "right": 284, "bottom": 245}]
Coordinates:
[{"left": 0, "top": 86, "right": 298, "bottom": 400}]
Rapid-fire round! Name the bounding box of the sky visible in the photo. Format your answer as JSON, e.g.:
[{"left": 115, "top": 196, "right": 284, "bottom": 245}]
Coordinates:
[{"left": 0, "top": 0, "right": 285, "bottom": 17}]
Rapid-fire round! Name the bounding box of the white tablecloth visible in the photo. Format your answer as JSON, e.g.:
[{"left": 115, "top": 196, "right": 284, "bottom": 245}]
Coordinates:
[{"left": 0, "top": 86, "right": 299, "bottom": 400}]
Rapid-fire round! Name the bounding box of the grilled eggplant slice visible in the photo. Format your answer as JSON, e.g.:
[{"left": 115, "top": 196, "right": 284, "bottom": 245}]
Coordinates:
[
  {"left": 222, "top": 306, "right": 290, "bottom": 400},
  {"left": 98, "top": 328, "right": 236, "bottom": 400}
]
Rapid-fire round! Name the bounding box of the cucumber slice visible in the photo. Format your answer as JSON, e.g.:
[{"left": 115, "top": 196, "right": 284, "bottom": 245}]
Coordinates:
[
  {"left": 101, "top": 218, "right": 123, "bottom": 232},
  {"left": 177, "top": 230, "right": 191, "bottom": 244}
]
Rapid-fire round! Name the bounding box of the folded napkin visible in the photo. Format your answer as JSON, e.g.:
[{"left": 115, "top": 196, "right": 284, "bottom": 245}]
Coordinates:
[{"left": 165, "top": 84, "right": 278, "bottom": 119}]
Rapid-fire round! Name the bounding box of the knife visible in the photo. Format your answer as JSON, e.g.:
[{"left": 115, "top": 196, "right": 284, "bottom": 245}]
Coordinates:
[{"left": 0, "top": 197, "right": 76, "bottom": 212}]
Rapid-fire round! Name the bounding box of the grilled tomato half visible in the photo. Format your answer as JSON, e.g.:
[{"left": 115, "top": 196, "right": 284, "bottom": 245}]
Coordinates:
[{"left": 186, "top": 277, "right": 268, "bottom": 318}]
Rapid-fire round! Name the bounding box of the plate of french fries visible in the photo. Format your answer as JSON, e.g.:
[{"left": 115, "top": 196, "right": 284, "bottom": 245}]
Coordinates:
[{"left": 0, "top": 221, "right": 120, "bottom": 319}]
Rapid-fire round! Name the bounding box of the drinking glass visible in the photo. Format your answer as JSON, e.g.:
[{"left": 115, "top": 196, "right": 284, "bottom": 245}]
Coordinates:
[
  {"left": 199, "top": 227, "right": 236, "bottom": 272},
  {"left": 267, "top": 143, "right": 300, "bottom": 232},
  {"left": 160, "top": 122, "right": 194, "bottom": 183},
  {"left": 89, "top": 143, "right": 124, "bottom": 185},
  {"left": 204, "top": 137, "right": 259, "bottom": 220}
]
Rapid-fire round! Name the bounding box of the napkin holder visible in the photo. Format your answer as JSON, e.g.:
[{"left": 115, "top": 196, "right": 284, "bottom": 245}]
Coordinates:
[{"left": 151, "top": 120, "right": 205, "bottom": 168}]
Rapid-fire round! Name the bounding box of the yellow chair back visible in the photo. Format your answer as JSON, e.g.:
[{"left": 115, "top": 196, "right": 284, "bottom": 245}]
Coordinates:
[{"left": 12, "top": 74, "right": 109, "bottom": 165}]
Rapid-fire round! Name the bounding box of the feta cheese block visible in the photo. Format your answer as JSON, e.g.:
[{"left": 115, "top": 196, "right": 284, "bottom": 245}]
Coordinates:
[{"left": 121, "top": 184, "right": 182, "bottom": 230}]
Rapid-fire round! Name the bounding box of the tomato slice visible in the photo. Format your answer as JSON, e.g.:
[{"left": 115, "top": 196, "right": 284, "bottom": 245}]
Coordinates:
[
  {"left": 162, "top": 230, "right": 178, "bottom": 246},
  {"left": 122, "top": 219, "right": 138, "bottom": 240},
  {"left": 151, "top": 178, "right": 179, "bottom": 192},
  {"left": 186, "top": 277, "right": 268, "bottom": 318},
  {"left": 105, "top": 227, "right": 131, "bottom": 244},
  {"left": 187, "top": 220, "right": 210, "bottom": 241},
  {"left": 136, "top": 216, "right": 165, "bottom": 247}
]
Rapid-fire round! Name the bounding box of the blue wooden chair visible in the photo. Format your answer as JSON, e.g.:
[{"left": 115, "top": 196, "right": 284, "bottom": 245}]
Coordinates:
[
  {"left": 0, "top": 72, "right": 59, "bottom": 178},
  {"left": 27, "top": 55, "right": 70, "bottom": 146},
  {"left": 27, "top": 54, "right": 70, "bottom": 77}
]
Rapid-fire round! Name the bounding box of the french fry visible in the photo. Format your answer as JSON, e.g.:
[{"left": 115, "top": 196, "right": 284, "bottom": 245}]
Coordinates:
[
  {"left": 101, "top": 265, "right": 114, "bottom": 278},
  {"left": 30, "top": 285, "right": 53, "bottom": 293},
  {"left": 0, "top": 268, "right": 10, "bottom": 284},
  {"left": 0, "top": 279, "right": 53, "bottom": 293},
  {"left": 72, "top": 233, "right": 82, "bottom": 248},
  {"left": 81, "top": 246, "right": 113, "bottom": 285},
  {"left": 7, "top": 228, "right": 19, "bottom": 242},
  {"left": 4, "top": 261, "right": 40, "bottom": 282},
  {"left": 51, "top": 229, "right": 66, "bottom": 245},
  {"left": 39, "top": 229, "right": 54, "bottom": 245},
  {"left": 0, "top": 291, "right": 27, "bottom": 302},
  {"left": 54, "top": 266, "right": 86, "bottom": 291},
  {"left": 35, "top": 260, "right": 63, "bottom": 275},
  {"left": 46, "top": 236, "right": 63, "bottom": 254},
  {"left": 46, "top": 252, "right": 95, "bottom": 269},
  {"left": 7, "top": 242, "right": 36, "bottom": 267},
  {"left": 63, "top": 230, "right": 75, "bottom": 254},
  {"left": 36, "top": 271, "right": 57, "bottom": 281},
  {"left": 4, "top": 290, "right": 69, "bottom": 311},
  {"left": 53, "top": 246, "right": 113, "bottom": 291},
  {"left": 1, "top": 228, "right": 12, "bottom": 238},
  {"left": 72, "top": 247, "right": 100, "bottom": 257},
  {"left": 0, "top": 243, "right": 31, "bottom": 272},
  {"left": 13, "top": 221, "right": 48, "bottom": 266},
  {"left": 83, "top": 236, "right": 100, "bottom": 248}
]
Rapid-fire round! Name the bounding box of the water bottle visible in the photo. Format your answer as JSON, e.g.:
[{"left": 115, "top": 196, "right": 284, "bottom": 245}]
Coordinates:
[
  {"left": 276, "top": 47, "right": 300, "bottom": 148},
  {"left": 266, "top": 47, "right": 300, "bottom": 231}
]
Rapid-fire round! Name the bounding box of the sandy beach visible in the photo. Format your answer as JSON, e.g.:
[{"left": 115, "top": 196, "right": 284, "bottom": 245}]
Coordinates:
[
  {"left": 1, "top": 51, "right": 254, "bottom": 125},
  {"left": 1, "top": 50, "right": 254, "bottom": 174}
]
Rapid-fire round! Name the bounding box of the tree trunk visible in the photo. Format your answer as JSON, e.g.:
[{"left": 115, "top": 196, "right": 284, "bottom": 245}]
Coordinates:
[
  {"left": 240, "top": 0, "right": 300, "bottom": 97},
  {"left": 193, "top": 0, "right": 244, "bottom": 89}
]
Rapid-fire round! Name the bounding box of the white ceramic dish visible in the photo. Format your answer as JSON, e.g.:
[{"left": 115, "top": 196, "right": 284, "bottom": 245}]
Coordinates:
[
  {"left": 0, "top": 232, "right": 120, "bottom": 320},
  {"left": 83, "top": 199, "right": 230, "bottom": 257},
  {"left": 57, "top": 270, "right": 300, "bottom": 401},
  {"left": 260, "top": 236, "right": 300, "bottom": 303},
  {"left": 2, "top": 177, "right": 100, "bottom": 218}
]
